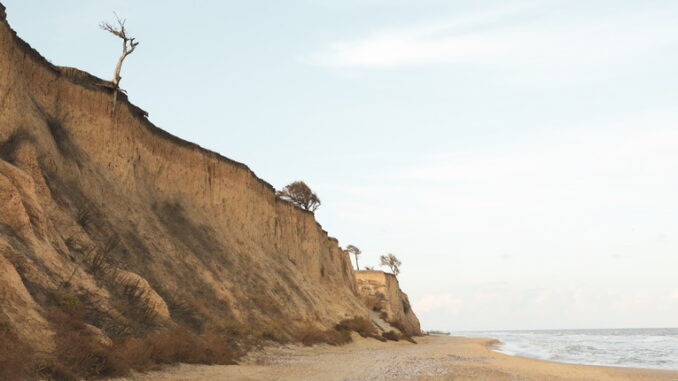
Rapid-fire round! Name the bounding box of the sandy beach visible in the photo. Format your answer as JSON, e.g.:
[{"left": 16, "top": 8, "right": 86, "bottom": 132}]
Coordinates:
[{"left": 112, "top": 335, "right": 678, "bottom": 381}]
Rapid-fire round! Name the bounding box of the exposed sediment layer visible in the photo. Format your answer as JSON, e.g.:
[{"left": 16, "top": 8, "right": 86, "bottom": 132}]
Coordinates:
[
  {"left": 355, "top": 270, "right": 421, "bottom": 336},
  {"left": 0, "top": 2, "right": 389, "bottom": 352}
]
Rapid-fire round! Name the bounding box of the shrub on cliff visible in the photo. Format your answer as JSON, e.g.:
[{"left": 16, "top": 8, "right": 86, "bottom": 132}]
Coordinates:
[{"left": 276, "top": 181, "right": 321, "bottom": 212}]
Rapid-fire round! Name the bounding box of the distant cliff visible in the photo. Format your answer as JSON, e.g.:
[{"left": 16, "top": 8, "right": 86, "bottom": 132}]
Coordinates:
[
  {"left": 0, "top": 2, "right": 421, "bottom": 378},
  {"left": 356, "top": 270, "right": 422, "bottom": 336}
]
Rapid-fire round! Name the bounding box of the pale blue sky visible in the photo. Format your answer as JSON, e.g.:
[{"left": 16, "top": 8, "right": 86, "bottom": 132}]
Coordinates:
[{"left": 5, "top": 0, "right": 678, "bottom": 331}]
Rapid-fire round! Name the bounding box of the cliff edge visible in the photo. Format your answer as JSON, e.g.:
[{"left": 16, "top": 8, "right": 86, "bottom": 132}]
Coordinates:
[
  {"left": 1, "top": 0, "right": 367, "bottom": 354},
  {"left": 0, "top": 3, "right": 423, "bottom": 378}
]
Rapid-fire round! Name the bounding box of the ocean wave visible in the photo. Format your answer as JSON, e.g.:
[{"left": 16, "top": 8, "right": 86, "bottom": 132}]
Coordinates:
[{"left": 462, "top": 328, "right": 678, "bottom": 370}]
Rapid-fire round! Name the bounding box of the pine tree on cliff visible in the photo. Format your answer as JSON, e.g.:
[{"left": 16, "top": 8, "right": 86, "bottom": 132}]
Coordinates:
[
  {"left": 346, "top": 245, "right": 361, "bottom": 270},
  {"left": 276, "top": 181, "right": 321, "bottom": 212},
  {"left": 379, "top": 253, "right": 401, "bottom": 277},
  {"left": 100, "top": 13, "right": 139, "bottom": 116}
]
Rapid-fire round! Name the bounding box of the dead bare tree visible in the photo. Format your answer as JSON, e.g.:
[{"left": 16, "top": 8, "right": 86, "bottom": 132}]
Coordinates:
[{"left": 100, "top": 13, "right": 139, "bottom": 115}]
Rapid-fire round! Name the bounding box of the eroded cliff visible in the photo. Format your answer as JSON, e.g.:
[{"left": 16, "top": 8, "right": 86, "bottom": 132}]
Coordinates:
[
  {"left": 356, "top": 270, "right": 422, "bottom": 336},
  {"left": 0, "top": 1, "right": 369, "bottom": 358}
]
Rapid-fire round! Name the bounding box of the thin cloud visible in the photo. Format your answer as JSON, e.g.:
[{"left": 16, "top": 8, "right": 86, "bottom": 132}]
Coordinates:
[
  {"left": 324, "top": 114, "right": 678, "bottom": 222},
  {"left": 304, "top": 5, "right": 678, "bottom": 69}
]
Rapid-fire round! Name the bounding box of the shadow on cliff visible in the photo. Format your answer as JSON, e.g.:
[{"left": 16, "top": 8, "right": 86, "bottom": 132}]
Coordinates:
[{"left": 0, "top": 2, "right": 422, "bottom": 379}]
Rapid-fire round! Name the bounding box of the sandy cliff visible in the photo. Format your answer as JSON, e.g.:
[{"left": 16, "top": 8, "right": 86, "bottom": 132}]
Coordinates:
[
  {"left": 0, "top": 2, "right": 385, "bottom": 359},
  {"left": 355, "top": 270, "right": 421, "bottom": 336}
]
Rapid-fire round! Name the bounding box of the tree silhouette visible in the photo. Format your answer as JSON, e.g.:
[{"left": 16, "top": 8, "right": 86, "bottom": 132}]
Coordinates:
[
  {"left": 379, "top": 253, "right": 401, "bottom": 276},
  {"left": 346, "top": 245, "right": 361, "bottom": 270},
  {"left": 276, "top": 181, "right": 321, "bottom": 212}
]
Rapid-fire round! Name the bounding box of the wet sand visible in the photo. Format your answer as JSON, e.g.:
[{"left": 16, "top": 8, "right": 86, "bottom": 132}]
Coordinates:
[{"left": 112, "top": 335, "right": 678, "bottom": 381}]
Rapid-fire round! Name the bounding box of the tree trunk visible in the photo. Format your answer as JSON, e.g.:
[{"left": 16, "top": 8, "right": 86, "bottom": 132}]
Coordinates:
[
  {"left": 112, "top": 40, "right": 127, "bottom": 86},
  {"left": 111, "top": 42, "right": 129, "bottom": 115},
  {"left": 112, "top": 55, "right": 124, "bottom": 86}
]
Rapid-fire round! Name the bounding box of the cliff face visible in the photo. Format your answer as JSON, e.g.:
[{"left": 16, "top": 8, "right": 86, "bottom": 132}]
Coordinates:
[
  {"left": 0, "top": 3, "right": 369, "bottom": 352},
  {"left": 355, "top": 270, "right": 421, "bottom": 336}
]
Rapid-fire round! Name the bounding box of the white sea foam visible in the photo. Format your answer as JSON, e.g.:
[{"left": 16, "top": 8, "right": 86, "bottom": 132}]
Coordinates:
[{"left": 462, "top": 328, "right": 678, "bottom": 370}]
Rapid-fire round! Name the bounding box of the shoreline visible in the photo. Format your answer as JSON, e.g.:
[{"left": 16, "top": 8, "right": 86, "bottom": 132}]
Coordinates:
[
  {"left": 112, "top": 335, "right": 678, "bottom": 381},
  {"left": 462, "top": 332, "right": 678, "bottom": 372},
  {"left": 479, "top": 337, "right": 678, "bottom": 374},
  {"left": 473, "top": 336, "right": 678, "bottom": 380}
]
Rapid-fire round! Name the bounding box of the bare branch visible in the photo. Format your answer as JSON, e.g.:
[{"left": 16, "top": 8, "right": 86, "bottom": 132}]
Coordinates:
[
  {"left": 99, "top": 22, "right": 122, "bottom": 39},
  {"left": 127, "top": 38, "right": 139, "bottom": 55},
  {"left": 99, "top": 13, "right": 129, "bottom": 40},
  {"left": 99, "top": 12, "right": 140, "bottom": 116}
]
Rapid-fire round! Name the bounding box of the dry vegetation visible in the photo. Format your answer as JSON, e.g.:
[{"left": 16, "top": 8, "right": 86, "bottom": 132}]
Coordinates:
[
  {"left": 0, "top": 179, "right": 416, "bottom": 380},
  {"left": 295, "top": 324, "right": 352, "bottom": 347},
  {"left": 1, "top": 286, "right": 388, "bottom": 381},
  {"left": 0, "top": 8, "right": 420, "bottom": 380},
  {"left": 0, "top": 188, "right": 416, "bottom": 380},
  {"left": 381, "top": 330, "right": 400, "bottom": 341},
  {"left": 0, "top": 321, "right": 38, "bottom": 380},
  {"left": 0, "top": 285, "right": 239, "bottom": 380},
  {"left": 386, "top": 319, "right": 417, "bottom": 343},
  {"left": 335, "top": 317, "right": 386, "bottom": 342}
]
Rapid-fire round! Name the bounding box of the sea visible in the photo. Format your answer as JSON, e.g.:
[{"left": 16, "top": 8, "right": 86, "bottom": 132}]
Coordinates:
[{"left": 462, "top": 328, "right": 678, "bottom": 370}]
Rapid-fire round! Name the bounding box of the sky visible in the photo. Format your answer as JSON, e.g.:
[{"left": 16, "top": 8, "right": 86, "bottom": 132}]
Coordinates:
[{"left": 4, "top": 0, "right": 678, "bottom": 331}]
